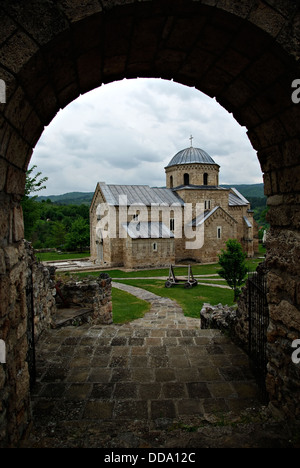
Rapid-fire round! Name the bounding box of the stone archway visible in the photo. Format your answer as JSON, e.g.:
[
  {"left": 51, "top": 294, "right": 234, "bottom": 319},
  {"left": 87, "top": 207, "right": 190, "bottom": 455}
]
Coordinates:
[{"left": 0, "top": 0, "right": 299, "bottom": 446}]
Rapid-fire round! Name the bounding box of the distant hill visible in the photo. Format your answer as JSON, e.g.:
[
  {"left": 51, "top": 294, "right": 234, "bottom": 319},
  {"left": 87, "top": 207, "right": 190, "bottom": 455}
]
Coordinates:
[
  {"left": 36, "top": 183, "right": 265, "bottom": 205},
  {"left": 36, "top": 191, "right": 94, "bottom": 205},
  {"left": 220, "top": 183, "right": 265, "bottom": 198}
]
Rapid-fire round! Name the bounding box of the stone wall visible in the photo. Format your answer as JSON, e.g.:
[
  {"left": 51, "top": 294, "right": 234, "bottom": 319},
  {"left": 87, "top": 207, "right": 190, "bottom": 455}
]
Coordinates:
[
  {"left": 0, "top": 239, "right": 113, "bottom": 447},
  {"left": 201, "top": 262, "right": 300, "bottom": 421},
  {"left": 56, "top": 273, "right": 113, "bottom": 325},
  {"left": 123, "top": 237, "right": 175, "bottom": 269},
  {"left": 200, "top": 302, "right": 238, "bottom": 336},
  {"left": 25, "top": 242, "right": 56, "bottom": 339},
  {"left": 0, "top": 236, "right": 31, "bottom": 448},
  {"left": 165, "top": 163, "right": 220, "bottom": 187}
]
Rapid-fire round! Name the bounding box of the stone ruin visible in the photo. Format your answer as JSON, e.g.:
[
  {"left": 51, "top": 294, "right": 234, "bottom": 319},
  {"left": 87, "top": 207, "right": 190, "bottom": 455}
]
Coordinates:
[
  {"left": 55, "top": 273, "right": 113, "bottom": 327},
  {"left": 25, "top": 243, "right": 113, "bottom": 340},
  {"left": 200, "top": 303, "right": 238, "bottom": 337}
]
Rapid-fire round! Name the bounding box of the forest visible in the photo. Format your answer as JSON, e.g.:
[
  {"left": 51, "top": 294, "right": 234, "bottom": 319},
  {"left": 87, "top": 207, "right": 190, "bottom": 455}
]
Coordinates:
[
  {"left": 21, "top": 167, "right": 90, "bottom": 251},
  {"left": 22, "top": 198, "right": 90, "bottom": 251}
]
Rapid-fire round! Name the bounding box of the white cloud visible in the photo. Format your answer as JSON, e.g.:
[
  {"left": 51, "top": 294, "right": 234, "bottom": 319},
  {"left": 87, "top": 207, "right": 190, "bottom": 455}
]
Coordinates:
[{"left": 31, "top": 78, "right": 263, "bottom": 195}]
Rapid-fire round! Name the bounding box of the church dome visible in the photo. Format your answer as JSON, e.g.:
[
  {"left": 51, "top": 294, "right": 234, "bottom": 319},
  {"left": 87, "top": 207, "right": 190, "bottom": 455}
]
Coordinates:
[{"left": 166, "top": 146, "right": 216, "bottom": 168}]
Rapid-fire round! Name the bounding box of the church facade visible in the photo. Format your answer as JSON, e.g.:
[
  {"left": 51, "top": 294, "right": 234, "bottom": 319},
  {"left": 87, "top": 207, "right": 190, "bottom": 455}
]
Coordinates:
[{"left": 90, "top": 144, "right": 259, "bottom": 269}]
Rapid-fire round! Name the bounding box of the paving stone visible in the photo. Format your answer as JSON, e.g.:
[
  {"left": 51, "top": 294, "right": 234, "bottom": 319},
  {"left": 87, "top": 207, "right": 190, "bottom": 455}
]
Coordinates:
[
  {"left": 114, "top": 400, "right": 148, "bottom": 420},
  {"left": 151, "top": 400, "right": 176, "bottom": 419},
  {"left": 131, "top": 368, "right": 154, "bottom": 382},
  {"left": 139, "top": 383, "right": 161, "bottom": 399},
  {"left": 176, "top": 368, "right": 200, "bottom": 382},
  {"left": 208, "top": 382, "right": 237, "bottom": 399},
  {"left": 91, "top": 354, "right": 111, "bottom": 367},
  {"left": 109, "top": 356, "right": 128, "bottom": 368},
  {"left": 39, "top": 383, "right": 66, "bottom": 398},
  {"left": 83, "top": 401, "right": 114, "bottom": 419},
  {"left": 113, "top": 382, "right": 138, "bottom": 399},
  {"left": 66, "top": 383, "right": 93, "bottom": 400},
  {"left": 177, "top": 399, "right": 204, "bottom": 416},
  {"left": 198, "top": 367, "right": 221, "bottom": 381},
  {"left": 169, "top": 354, "right": 189, "bottom": 367},
  {"left": 131, "top": 355, "right": 148, "bottom": 367},
  {"left": 28, "top": 283, "right": 268, "bottom": 447},
  {"left": 155, "top": 368, "right": 176, "bottom": 382},
  {"left": 88, "top": 368, "right": 112, "bottom": 383},
  {"left": 111, "top": 337, "right": 128, "bottom": 346},
  {"left": 110, "top": 368, "right": 132, "bottom": 382},
  {"left": 66, "top": 368, "right": 90, "bottom": 382},
  {"left": 186, "top": 382, "right": 211, "bottom": 399},
  {"left": 90, "top": 383, "right": 114, "bottom": 399},
  {"left": 161, "top": 382, "right": 187, "bottom": 398}
]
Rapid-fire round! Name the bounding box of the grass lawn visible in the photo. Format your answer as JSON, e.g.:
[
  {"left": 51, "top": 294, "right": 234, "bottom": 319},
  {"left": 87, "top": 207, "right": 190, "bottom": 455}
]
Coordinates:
[
  {"left": 75, "top": 256, "right": 263, "bottom": 280},
  {"left": 112, "top": 287, "right": 151, "bottom": 324},
  {"left": 35, "top": 251, "right": 90, "bottom": 261},
  {"left": 113, "top": 279, "right": 235, "bottom": 319},
  {"left": 69, "top": 252, "right": 265, "bottom": 322}
]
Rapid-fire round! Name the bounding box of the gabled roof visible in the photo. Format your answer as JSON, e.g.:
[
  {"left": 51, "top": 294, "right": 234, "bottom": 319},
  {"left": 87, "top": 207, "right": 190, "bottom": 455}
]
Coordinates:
[
  {"left": 243, "top": 216, "right": 252, "bottom": 228},
  {"left": 122, "top": 221, "right": 174, "bottom": 239},
  {"left": 98, "top": 182, "right": 184, "bottom": 207},
  {"left": 229, "top": 188, "right": 249, "bottom": 206},
  {"left": 188, "top": 206, "right": 237, "bottom": 227}
]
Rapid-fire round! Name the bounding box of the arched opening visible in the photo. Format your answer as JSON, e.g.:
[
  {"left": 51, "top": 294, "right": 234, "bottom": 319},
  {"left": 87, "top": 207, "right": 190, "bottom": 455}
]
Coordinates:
[
  {"left": 0, "top": 0, "right": 300, "bottom": 446},
  {"left": 170, "top": 175, "right": 173, "bottom": 188},
  {"left": 203, "top": 173, "right": 208, "bottom": 186},
  {"left": 183, "top": 173, "right": 190, "bottom": 186}
]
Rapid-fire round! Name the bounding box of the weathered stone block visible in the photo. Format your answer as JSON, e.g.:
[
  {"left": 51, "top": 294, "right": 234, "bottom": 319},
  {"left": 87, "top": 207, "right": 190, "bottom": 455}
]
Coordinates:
[
  {"left": 249, "top": 3, "right": 286, "bottom": 37},
  {"left": 5, "top": 166, "right": 26, "bottom": 196},
  {"left": 12, "top": 206, "right": 24, "bottom": 242},
  {"left": 0, "top": 159, "right": 7, "bottom": 192},
  {"left": 4, "top": 246, "right": 18, "bottom": 271},
  {"left": 269, "top": 301, "right": 300, "bottom": 331},
  {"left": 0, "top": 31, "right": 39, "bottom": 75}
]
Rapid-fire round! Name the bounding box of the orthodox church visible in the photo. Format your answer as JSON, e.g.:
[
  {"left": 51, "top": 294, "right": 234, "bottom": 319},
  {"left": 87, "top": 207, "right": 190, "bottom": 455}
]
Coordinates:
[{"left": 90, "top": 141, "right": 258, "bottom": 269}]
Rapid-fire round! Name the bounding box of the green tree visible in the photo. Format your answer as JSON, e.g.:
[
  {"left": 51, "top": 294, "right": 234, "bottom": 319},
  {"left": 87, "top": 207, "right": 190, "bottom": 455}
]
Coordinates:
[
  {"left": 21, "top": 165, "right": 48, "bottom": 239},
  {"left": 65, "top": 216, "right": 90, "bottom": 252},
  {"left": 218, "top": 239, "right": 248, "bottom": 301},
  {"left": 51, "top": 221, "right": 66, "bottom": 249},
  {"left": 24, "top": 165, "right": 48, "bottom": 197}
]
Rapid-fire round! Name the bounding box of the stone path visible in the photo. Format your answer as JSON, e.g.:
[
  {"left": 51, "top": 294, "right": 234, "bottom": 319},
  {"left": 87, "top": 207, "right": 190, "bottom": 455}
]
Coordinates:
[{"left": 23, "top": 284, "right": 296, "bottom": 448}]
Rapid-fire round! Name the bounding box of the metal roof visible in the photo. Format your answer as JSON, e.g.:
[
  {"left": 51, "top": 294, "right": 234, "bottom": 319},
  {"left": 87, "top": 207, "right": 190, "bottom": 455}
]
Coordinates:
[
  {"left": 188, "top": 206, "right": 219, "bottom": 227},
  {"left": 99, "top": 182, "right": 184, "bottom": 207},
  {"left": 229, "top": 188, "right": 249, "bottom": 206},
  {"left": 166, "top": 147, "right": 217, "bottom": 168},
  {"left": 243, "top": 216, "right": 252, "bottom": 228},
  {"left": 175, "top": 184, "right": 225, "bottom": 191},
  {"left": 122, "top": 221, "right": 174, "bottom": 239}
]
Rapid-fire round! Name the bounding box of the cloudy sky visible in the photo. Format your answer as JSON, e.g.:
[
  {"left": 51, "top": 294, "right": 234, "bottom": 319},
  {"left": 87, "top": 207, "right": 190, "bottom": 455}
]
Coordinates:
[{"left": 31, "top": 78, "right": 263, "bottom": 196}]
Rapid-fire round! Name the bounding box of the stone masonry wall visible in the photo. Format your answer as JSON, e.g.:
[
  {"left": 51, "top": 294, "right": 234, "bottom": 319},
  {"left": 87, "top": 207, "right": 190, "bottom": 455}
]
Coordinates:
[
  {"left": 56, "top": 273, "right": 113, "bottom": 325},
  {"left": 25, "top": 242, "right": 56, "bottom": 339},
  {"left": 0, "top": 236, "right": 31, "bottom": 448}
]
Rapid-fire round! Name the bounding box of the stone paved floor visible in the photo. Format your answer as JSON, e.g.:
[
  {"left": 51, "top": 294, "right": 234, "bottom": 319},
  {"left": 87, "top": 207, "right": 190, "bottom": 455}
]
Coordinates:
[{"left": 23, "top": 287, "right": 296, "bottom": 448}]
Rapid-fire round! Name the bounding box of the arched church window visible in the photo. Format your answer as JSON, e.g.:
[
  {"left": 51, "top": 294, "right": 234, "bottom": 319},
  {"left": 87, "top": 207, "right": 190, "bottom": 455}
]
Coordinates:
[
  {"left": 184, "top": 173, "right": 189, "bottom": 185},
  {"left": 170, "top": 175, "right": 173, "bottom": 188},
  {"left": 203, "top": 173, "right": 208, "bottom": 185}
]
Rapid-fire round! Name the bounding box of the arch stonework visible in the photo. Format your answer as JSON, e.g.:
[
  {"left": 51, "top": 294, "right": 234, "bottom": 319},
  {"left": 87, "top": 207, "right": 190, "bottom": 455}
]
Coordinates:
[{"left": 0, "top": 0, "right": 299, "bottom": 446}]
